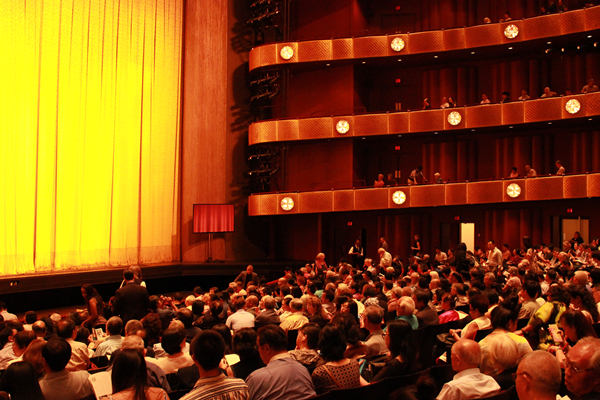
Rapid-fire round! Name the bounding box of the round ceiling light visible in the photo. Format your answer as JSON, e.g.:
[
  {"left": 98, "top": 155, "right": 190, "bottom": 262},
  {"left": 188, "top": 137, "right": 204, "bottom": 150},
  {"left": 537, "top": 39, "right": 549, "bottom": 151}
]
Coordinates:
[
  {"left": 390, "top": 37, "right": 406, "bottom": 52},
  {"left": 335, "top": 120, "right": 350, "bottom": 135},
  {"left": 280, "top": 197, "right": 295, "bottom": 211},
  {"left": 447, "top": 111, "right": 462, "bottom": 126},
  {"left": 392, "top": 190, "right": 407, "bottom": 205},
  {"left": 506, "top": 183, "right": 521, "bottom": 198},
  {"left": 504, "top": 24, "right": 519, "bottom": 39},
  {"left": 279, "top": 45, "right": 294, "bottom": 60},
  {"left": 565, "top": 99, "right": 581, "bottom": 114}
]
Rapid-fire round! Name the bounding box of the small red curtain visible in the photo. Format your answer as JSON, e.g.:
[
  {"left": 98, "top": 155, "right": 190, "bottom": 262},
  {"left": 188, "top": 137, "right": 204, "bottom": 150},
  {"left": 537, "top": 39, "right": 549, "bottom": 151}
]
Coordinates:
[{"left": 193, "top": 205, "right": 234, "bottom": 233}]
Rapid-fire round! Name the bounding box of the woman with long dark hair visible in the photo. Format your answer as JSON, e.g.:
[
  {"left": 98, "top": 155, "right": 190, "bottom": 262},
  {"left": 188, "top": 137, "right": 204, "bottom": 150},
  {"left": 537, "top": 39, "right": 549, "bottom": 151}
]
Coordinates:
[
  {"left": 0, "top": 361, "right": 45, "bottom": 400},
  {"left": 372, "top": 320, "right": 416, "bottom": 381},
  {"left": 81, "top": 283, "right": 106, "bottom": 329},
  {"left": 110, "top": 349, "right": 169, "bottom": 400}
]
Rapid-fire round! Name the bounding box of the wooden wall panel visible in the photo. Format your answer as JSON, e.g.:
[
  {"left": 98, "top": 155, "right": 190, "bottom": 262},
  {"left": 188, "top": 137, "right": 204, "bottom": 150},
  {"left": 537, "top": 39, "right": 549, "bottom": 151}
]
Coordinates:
[
  {"left": 564, "top": 175, "right": 587, "bottom": 198},
  {"left": 411, "top": 185, "right": 445, "bottom": 207}
]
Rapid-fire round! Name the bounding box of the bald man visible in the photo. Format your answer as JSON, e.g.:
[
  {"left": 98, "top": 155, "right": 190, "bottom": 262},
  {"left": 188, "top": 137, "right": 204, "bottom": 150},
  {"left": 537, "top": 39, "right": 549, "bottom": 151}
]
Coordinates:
[
  {"left": 565, "top": 337, "right": 600, "bottom": 399},
  {"left": 436, "top": 339, "right": 500, "bottom": 400},
  {"left": 572, "top": 270, "right": 589, "bottom": 287},
  {"left": 515, "top": 351, "right": 561, "bottom": 400}
]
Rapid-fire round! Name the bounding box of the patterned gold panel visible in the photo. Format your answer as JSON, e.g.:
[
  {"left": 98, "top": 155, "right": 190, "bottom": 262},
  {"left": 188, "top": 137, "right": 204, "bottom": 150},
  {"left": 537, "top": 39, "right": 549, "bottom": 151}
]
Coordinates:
[
  {"left": 587, "top": 175, "right": 600, "bottom": 197},
  {"left": 444, "top": 108, "right": 466, "bottom": 130},
  {"left": 298, "top": 118, "right": 333, "bottom": 140},
  {"left": 501, "top": 102, "right": 525, "bottom": 125},
  {"left": 331, "top": 38, "right": 354, "bottom": 60},
  {"left": 585, "top": 92, "right": 600, "bottom": 116},
  {"left": 353, "top": 36, "right": 388, "bottom": 59},
  {"left": 523, "top": 15, "right": 562, "bottom": 40},
  {"left": 464, "top": 24, "right": 502, "bottom": 48},
  {"left": 277, "top": 119, "right": 300, "bottom": 142},
  {"left": 409, "top": 110, "right": 444, "bottom": 133},
  {"left": 409, "top": 31, "right": 444, "bottom": 54},
  {"left": 388, "top": 113, "right": 410, "bottom": 134},
  {"left": 260, "top": 194, "right": 279, "bottom": 215},
  {"left": 564, "top": 175, "right": 587, "bottom": 199},
  {"left": 388, "top": 187, "right": 410, "bottom": 208},
  {"left": 465, "top": 105, "right": 502, "bottom": 128},
  {"left": 525, "top": 177, "right": 563, "bottom": 201},
  {"left": 410, "top": 185, "right": 445, "bottom": 207},
  {"left": 502, "top": 179, "right": 526, "bottom": 202},
  {"left": 249, "top": 121, "right": 277, "bottom": 145},
  {"left": 247, "top": 195, "right": 261, "bottom": 216},
  {"left": 249, "top": 47, "right": 260, "bottom": 71},
  {"left": 559, "top": 9, "right": 586, "bottom": 35},
  {"left": 259, "top": 45, "right": 278, "bottom": 69},
  {"left": 442, "top": 28, "right": 466, "bottom": 51},
  {"left": 353, "top": 114, "right": 388, "bottom": 136},
  {"left": 298, "top": 40, "right": 332, "bottom": 63},
  {"left": 584, "top": 6, "right": 600, "bottom": 30},
  {"left": 467, "top": 182, "right": 503, "bottom": 204},
  {"left": 524, "top": 98, "right": 562, "bottom": 122},
  {"left": 445, "top": 183, "right": 467, "bottom": 205},
  {"left": 333, "top": 190, "right": 355, "bottom": 211},
  {"left": 299, "top": 191, "right": 333, "bottom": 213},
  {"left": 355, "top": 188, "right": 388, "bottom": 210}
]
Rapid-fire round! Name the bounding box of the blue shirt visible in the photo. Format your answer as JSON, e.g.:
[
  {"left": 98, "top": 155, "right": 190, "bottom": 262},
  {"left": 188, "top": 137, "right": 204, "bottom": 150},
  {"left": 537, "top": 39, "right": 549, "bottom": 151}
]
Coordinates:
[{"left": 246, "top": 354, "right": 315, "bottom": 400}]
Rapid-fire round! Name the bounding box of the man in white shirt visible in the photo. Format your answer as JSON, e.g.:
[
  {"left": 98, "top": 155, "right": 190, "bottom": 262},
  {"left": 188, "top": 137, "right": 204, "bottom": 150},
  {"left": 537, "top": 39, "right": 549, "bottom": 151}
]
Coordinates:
[
  {"left": 0, "top": 302, "right": 17, "bottom": 321},
  {"left": 152, "top": 327, "right": 194, "bottom": 374},
  {"left": 57, "top": 319, "right": 90, "bottom": 371},
  {"left": 436, "top": 339, "right": 500, "bottom": 400},
  {"left": 486, "top": 240, "right": 503, "bottom": 269},
  {"left": 93, "top": 316, "right": 124, "bottom": 357},
  {"left": 226, "top": 297, "right": 255, "bottom": 332},
  {"left": 280, "top": 299, "right": 308, "bottom": 332},
  {"left": 435, "top": 248, "right": 448, "bottom": 264},
  {"left": 378, "top": 247, "right": 392, "bottom": 269}
]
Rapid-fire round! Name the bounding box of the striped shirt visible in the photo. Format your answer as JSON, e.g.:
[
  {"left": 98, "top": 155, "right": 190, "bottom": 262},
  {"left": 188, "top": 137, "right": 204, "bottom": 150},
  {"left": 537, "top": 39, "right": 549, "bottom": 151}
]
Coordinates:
[{"left": 180, "top": 374, "right": 249, "bottom": 400}]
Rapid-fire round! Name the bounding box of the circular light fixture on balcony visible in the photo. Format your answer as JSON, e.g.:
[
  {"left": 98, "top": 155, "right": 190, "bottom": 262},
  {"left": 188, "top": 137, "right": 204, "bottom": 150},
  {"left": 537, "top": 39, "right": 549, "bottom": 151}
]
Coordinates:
[
  {"left": 280, "top": 197, "right": 295, "bottom": 211},
  {"left": 392, "top": 190, "right": 407, "bottom": 205},
  {"left": 279, "top": 45, "right": 294, "bottom": 60},
  {"left": 447, "top": 111, "right": 462, "bottom": 126},
  {"left": 506, "top": 183, "right": 521, "bottom": 198},
  {"left": 390, "top": 37, "right": 406, "bottom": 52},
  {"left": 335, "top": 120, "right": 350, "bottom": 135},
  {"left": 504, "top": 24, "right": 519, "bottom": 39},
  {"left": 565, "top": 99, "right": 581, "bottom": 114}
]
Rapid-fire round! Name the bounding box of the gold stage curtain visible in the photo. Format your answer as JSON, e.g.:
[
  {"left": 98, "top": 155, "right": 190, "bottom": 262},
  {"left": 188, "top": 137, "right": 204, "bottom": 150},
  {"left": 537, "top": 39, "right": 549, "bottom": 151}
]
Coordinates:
[{"left": 0, "top": 0, "right": 183, "bottom": 274}]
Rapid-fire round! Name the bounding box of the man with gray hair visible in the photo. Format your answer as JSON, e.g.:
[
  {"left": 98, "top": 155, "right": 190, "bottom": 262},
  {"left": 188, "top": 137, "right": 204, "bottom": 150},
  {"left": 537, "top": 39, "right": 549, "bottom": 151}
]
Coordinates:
[
  {"left": 565, "top": 337, "right": 600, "bottom": 399},
  {"left": 255, "top": 295, "right": 281, "bottom": 329},
  {"left": 280, "top": 298, "right": 308, "bottom": 331},
  {"left": 436, "top": 339, "right": 500, "bottom": 400},
  {"left": 515, "top": 350, "right": 561, "bottom": 400}
]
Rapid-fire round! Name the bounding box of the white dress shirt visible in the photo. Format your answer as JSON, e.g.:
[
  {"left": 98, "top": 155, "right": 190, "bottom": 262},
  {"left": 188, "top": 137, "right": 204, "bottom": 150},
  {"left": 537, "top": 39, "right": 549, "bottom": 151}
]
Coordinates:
[{"left": 436, "top": 368, "right": 500, "bottom": 400}]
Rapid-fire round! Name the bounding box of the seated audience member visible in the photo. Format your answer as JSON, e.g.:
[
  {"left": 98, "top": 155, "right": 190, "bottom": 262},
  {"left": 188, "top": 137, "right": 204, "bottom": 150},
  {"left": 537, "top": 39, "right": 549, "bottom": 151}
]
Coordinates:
[
  {"left": 225, "top": 297, "right": 255, "bottom": 332},
  {"left": 373, "top": 173, "right": 385, "bottom": 187},
  {"left": 499, "top": 91, "right": 510, "bottom": 103},
  {"left": 479, "top": 333, "right": 520, "bottom": 388},
  {"left": 120, "top": 335, "right": 171, "bottom": 393},
  {"left": 0, "top": 361, "right": 45, "bottom": 400},
  {"left": 56, "top": 318, "right": 90, "bottom": 371},
  {"left": 518, "top": 89, "right": 530, "bottom": 101},
  {"left": 153, "top": 328, "right": 194, "bottom": 374},
  {"left": 436, "top": 339, "right": 500, "bottom": 400},
  {"left": 524, "top": 164, "right": 537, "bottom": 177},
  {"left": 581, "top": 77, "right": 599, "bottom": 93},
  {"left": 289, "top": 323, "right": 322, "bottom": 373},
  {"left": 110, "top": 349, "right": 169, "bottom": 400},
  {"left": 32, "top": 320, "right": 47, "bottom": 339},
  {"left": 558, "top": 309, "right": 597, "bottom": 345},
  {"left": 448, "top": 96, "right": 457, "bottom": 108},
  {"left": 434, "top": 172, "right": 443, "bottom": 184},
  {"left": 483, "top": 17, "right": 492, "bottom": 23},
  {"left": 407, "top": 166, "right": 426, "bottom": 185},
  {"left": 395, "top": 296, "right": 419, "bottom": 330},
  {"left": 515, "top": 351, "right": 562, "bottom": 400},
  {"left": 568, "top": 285, "right": 599, "bottom": 323},
  {"left": 361, "top": 306, "right": 388, "bottom": 356},
  {"left": 500, "top": 11, "right": 512, "bottom": 22},
  {"left": 438, "top": 294, "right": 468, "bottom": 324},
  {"left": 519, "top": 280, "right": 541, "bottom": 320},
  {"left": 93, "top": 316, "right": 124, "bottom": 357},
  {"left": 555, "top": 160, "right": 566, "bottom": 176},
  {"left": 304, "top": 296, "right": 330, "bottom": 328},
  {"left": 440, "top": 96, "right": 450, "bottom": 109},
  {"left": 0, "top": 330, "right": 34, "bottom": 369},
  {"left": 230, "top": 328, "right": 264, "bottom": 380},
  {"left": 311, "top": 325, "right": 366, "bottom": 394},
  {"left": 509, "top": 166, "right": 519, "bottom": 178},
  {"left": 181, "top": 330, "right": 248, "bottom": 400},
  {"left": 280, "top": 299, "right": 309, "bottom": 332},
  {"left": 125, "top": 319, "right": 144, "bottom": 337},
  {"left": 422, "top": 97, "right": 431, "bottom": 110},
  {"left": 480, "top": 303, "right": 532, "bottom": 366},
  {"left": 373, "top": 320, "right": 416, "bottom": 381},
  {"left": 564, "top": 337, "right": 600, "bottom": 399},
  {"left": 80, "top": 284, "right": 106, "bottom": 329},
  {"left": 23, "top": 311, "right": 37, "bottom": 331},
  {"left": 39, "top": 337, "right": 95, "bottom": 400},
  {"left": 480, "top": 93, "right": 491, "bottom": 104},
  {"left": 0, "top": 302, "right": 17, "bottom": 322},
  {"left": 541, "top": 86, "right": 557, "bottom": 98},
  {"left": 176, "top": 308, "right": 201, "bottom": 342},
  {"left": 414, "top": 288, "right": 439, "bottom": 327},
  {"left": 452, "top": 293, "right": 491, "bottom": 340},
  {"left": 254, "top": 295, "right": 280, "bottom": 329},
  {"left": 22, "top": 338, "right": 47, "bottom": 378},
  {"left": 246, "top": 325, "right": 315, "bottom": 400}
]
